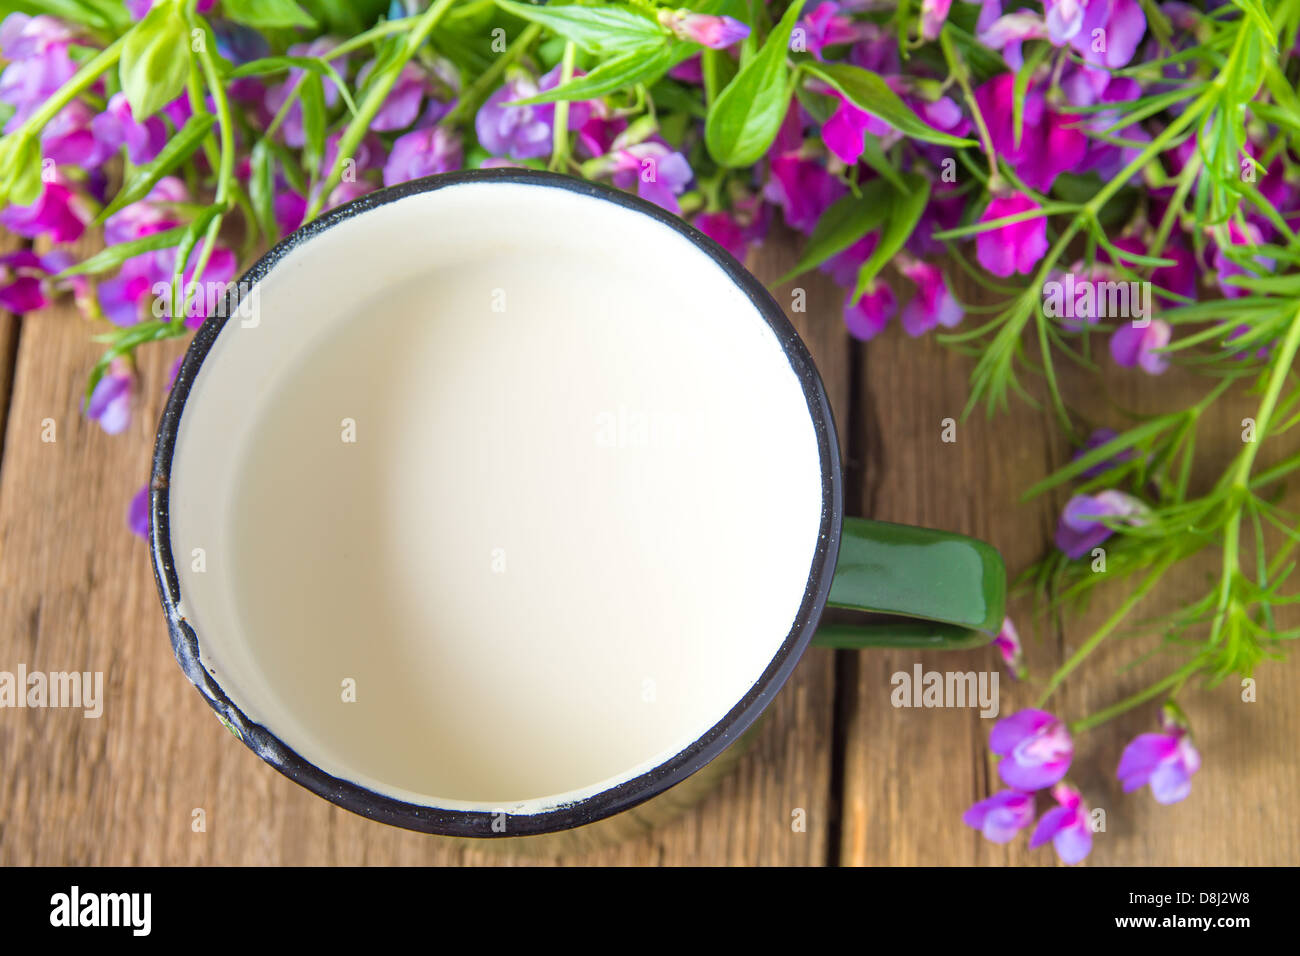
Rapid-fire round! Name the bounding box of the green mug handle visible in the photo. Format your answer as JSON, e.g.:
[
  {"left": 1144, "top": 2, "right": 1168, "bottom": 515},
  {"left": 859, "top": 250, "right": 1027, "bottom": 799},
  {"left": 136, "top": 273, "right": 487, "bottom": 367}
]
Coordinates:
[{"left": 813, "top": 518, "right": 1006, "bottom": 649}]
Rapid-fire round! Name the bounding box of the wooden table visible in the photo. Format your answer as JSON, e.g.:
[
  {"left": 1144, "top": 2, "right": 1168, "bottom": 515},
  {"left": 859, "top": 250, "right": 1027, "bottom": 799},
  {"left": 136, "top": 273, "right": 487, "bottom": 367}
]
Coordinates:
[{"left": 1, "top": 229, "right": 1296, "bottom": 865}]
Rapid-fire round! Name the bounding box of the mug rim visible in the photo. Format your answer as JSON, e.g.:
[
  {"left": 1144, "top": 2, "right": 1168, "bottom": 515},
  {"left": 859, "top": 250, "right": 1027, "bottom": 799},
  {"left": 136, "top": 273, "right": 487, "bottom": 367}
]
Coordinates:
[{"left": 149, "top": 167, "right": 844, "bottom": 838}]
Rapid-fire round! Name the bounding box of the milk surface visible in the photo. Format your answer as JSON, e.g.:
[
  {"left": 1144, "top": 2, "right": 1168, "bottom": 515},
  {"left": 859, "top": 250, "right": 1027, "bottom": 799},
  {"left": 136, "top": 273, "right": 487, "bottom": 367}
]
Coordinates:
[{"left": 171, "top": 182, "right": 825, "bottom": 810}]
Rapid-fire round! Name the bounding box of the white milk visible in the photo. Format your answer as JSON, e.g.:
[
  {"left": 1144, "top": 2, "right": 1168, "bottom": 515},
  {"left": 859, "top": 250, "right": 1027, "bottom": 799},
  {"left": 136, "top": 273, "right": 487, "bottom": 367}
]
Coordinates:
[{"left": 168, "top": 181, "right": 825, "bottom": 812}]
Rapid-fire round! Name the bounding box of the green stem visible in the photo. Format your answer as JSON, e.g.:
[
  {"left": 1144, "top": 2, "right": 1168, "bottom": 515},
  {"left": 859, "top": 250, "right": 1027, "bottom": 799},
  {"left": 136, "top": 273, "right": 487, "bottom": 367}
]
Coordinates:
[
  {"left": 1069, "top": 659, "right": 1202, "bottom": 733},
  {"left": 549, "top": 41, "right": 578, "bottom": 173},
  {"left": 442, "top": 23, "right": 543, "bottom": 127},
  {"left": 1037, "top": 555, "right": 1176, "bottom": 708},
  {"left": 307, "top": 0, "right": 458, "bottom": 220}
]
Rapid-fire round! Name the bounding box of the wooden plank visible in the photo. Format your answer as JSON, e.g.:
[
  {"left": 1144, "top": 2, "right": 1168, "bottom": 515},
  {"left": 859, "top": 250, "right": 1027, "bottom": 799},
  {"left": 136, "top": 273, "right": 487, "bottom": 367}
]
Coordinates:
[
  {"left": 838, "top": 274, "right": 1300, "bottom": 865},
  {"left": 0, "top": 230, "right": 848, "bottom": 865}
]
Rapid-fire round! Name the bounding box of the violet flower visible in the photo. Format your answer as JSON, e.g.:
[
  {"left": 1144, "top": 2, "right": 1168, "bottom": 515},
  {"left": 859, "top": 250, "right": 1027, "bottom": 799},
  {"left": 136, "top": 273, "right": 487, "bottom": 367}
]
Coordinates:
[
  {"left": 86, "top": 359, "right": 135, "bottom": 435},
  {"left": 898, "top": 258, "right": 962, "bottom": 336},
  {"left": 989, "top": 708, "right": 1073, "bottom": 790},
  {"left": 658, "top": 10, "right": 750, "bottom": 49},
  {"left": 695, "top": 211, "right": 749, "bottom": 262},
  {"left": 1110, "top": 319, "right": 1172, "bottom": 374},
  {"left": 357, "top": 61, "right": 432, "bottom": 132},
  {"left": 476, "top": 66, "right": 595, "bottom": 161},
  {"left": 843, "top": 283, "right": 898, "bottom": 341},
  {"left": 0, "top": 13, "right": 78, "bottom": 131},
  {"left": 963, "top": 789, "right": 1035, "bottom": 843},
  {"left": 1055, "top": 489, "right": 1148, "bottom": 559},
  {"left": 92, "top": 92, "right": 167, "bottom": 165},
  {"left": 1117, "top": 709, "right": 1201, "bottom": 804},
  {"left": 383, "top": 125, "right": 462, "bottom": 186},
  {"left": 822, "top": 93, "right": 891, "bottom": 165},
  {"left": 920, "top": 0, "right": 954, "bottom": 40},
  {"left": 1029, "top": 783, "right": 1093, "bottom": 864},
  {"left": 800, "top": 2, "right": 865, "bottom": 60},
  {"left": 609, "top": 141, "right": 693, "bottom": 214},
  {"left": 264, "top": 39, "right": 344, "bottom": 149},
  {"left": 41, "top": 101, "right": 111, "bottom": 169},
  {"left": 976, "top": 193, "right": 1047, "bottom": 278},
  {"left": 1074, "top": 427, "right": 1135, "bottom": 478},
  {"left": 128, "top": 484, "right": 150, "bottom": 539}
]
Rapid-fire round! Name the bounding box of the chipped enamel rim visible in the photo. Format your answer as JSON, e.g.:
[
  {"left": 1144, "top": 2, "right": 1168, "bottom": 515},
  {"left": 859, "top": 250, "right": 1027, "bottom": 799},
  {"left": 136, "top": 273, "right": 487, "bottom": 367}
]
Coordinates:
[{"left": 148, "top": 168, "right": 844, "bottom": 838}]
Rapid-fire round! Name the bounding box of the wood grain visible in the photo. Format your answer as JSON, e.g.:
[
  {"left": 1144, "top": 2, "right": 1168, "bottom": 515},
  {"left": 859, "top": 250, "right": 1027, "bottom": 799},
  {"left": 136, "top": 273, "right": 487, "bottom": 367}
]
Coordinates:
[
  {"left": 1, "top": 229, "right": 1296, "bottom": 865},
  {"left": 838, "top": 276, "right": 1300, "bottom": 866},
  {"left": 0, "top": 231, "right": 848, "bottom": 865}
]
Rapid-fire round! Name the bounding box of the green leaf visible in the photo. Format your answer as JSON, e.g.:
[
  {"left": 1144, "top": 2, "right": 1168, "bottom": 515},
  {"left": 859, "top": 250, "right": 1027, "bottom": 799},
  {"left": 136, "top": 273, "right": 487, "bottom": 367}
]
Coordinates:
[
  {"left": 248, "top": 139, "right": 278, "bottom": 241},
  {"left": 95, "top": 114, "right": 216, "bottom": 223},
  {"left": 513, "top": 45, "right": 678, "bottom": 104},
  {"left": 704, "top": 0, "right": 805, "bottom": 167},
  {"left": 56, "top": 224, "right": 191, "bottom": 278},
  {"left": 803, "top": 61, "right": 976, "bottom": 147},
  {"left": 120, "top": 1, "right": 190, "bottom": 119},
  {"left": 857, "top": 134, "right": 906, "bottom": 191},
  {"left": 299, "top": 72, "right": 327, "bottom": 178},
  {"left": 228, "top": 56, "right": 357, "bottom": 116},
  {"left": 0, "top": 134, "right": 43, "bottom": 206},
  {"left": 777, "top": 182, "right": 891, "bottom": 284},
  {"left": 851, "top": 173, "right": 931, "bottom": 302},
  {"left": 493, "top": 0, "right": 665, "bottom": 56},
  {"left": 221, "top": 0, "right": 317, "bottom": 30}
]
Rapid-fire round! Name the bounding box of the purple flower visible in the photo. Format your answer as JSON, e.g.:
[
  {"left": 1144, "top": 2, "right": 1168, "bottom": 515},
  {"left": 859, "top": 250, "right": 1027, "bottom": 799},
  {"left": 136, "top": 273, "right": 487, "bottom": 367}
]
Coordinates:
[
  {"left": 382, "top": 125, "right": 462, "bottom": 185},
  {"left": 763, "top": 155, "right": 846, "bottom": 234},
  {"left": 0, "top": 13, "right": 78, "bottom": 131},
  {"left": 963, "top": 789, "right": 1035, "bottom": 843},
  {"left": 695, "top": 210, "right": 748, "bottom": 262},
  {"left": 610, "top": 141, "right": 693, "bottom": 214},
  {"left": 658, "top": 10, "right": 750, "bottom": 49},
  {"left": 800, "top": 2, "right": 865, "bottom": 60},
  {"left": 86, "top": 360, "right": 135, "bottom": 435},
  {"left": 0, "top": 249, "right": 73, "bottom": 313},
  {"left": 1214, "top": 221, "right": 1273, "bottom": 299},
  {"left": 358, "top": 61, "right": 432, "bottom": 132},
  {"left": 98, "top": 239, "right": 237, "bottom": 328},
  {"left": 127, "top": 0, "right": 213, "bottom": 19},
  {"left": 992, "top": 616, "right": 1025, "bottom": 679},
  {"left": 898, "top": 258, "right": 962, "bottom": 335},
  {"left": 976, "top": 193, "right": 1047, "bottom": 278},
  {"left": 920, "top": 0, "right": 954, "bottom": 40},
  {"left": 1055, "top": 489, "right": 1147, "bottom": 559},
  {"left": 1074, "top": 427, "right": 1135, "bottom": 477},
  {"left": 822, "top": 93, "right": 891, "bottom": 165},
  {"left": 1117, "top": 712, "right": 1201, "bottom": 804},
  {"left": 843, "top": 283, "right": 897, "bottom": 341},
  {"left": 983, "top": 0, "right": 1145, "bottom": 72},
  {"left": 1110, "top": 319, "right": 1171, "bottom": 374},
  {"left": 476, "top": 66, "right": 595, "bottom": 160},
  {"left": 975, "top": 74, "right": 1087, "bottom": 192},
  {"left": 128, "top": 484, "right": 150, "bottom": 539},
  {"left": 0, "top": 178, "right": 90, "bottom": 243},
  {"left": 92, "top": 92, "right": 167, "bottom": 165},
  {"left": 989, "top": 708, "right": 1073, "bottom": 790},
  {"left": 324, "top": 179, "right": 376, "bottom": 211},
  {"left": 41, "top": 101, "right": 112, "bottom": 169},
  {"left": 1029, "top": 783, "right": 1093, "bottom": 864},
  {"left": 274, "top": 190, "right": 306, "bottom": 235}
]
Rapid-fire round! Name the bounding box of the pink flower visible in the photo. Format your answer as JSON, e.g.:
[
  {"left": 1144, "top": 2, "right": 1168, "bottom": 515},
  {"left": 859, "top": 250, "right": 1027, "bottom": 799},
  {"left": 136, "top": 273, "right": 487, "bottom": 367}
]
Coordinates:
[
  {"left": 0, "top": 178, "right": 90, "bottom": 243},
  {"left": 963, "top": 789, "right": 1036, "bottom": 843},
  {"left": 992, "top": 616, "right": 1025, "bottom": 679},
  {"left": 1117, "top": 711, "right": 1201, "bottom": 804},
  {"left": 843, "top": 283, "right": 897, "bottom": 341},
  {"left": 822, "top": 94, "right": 890, "bottom": 165},
  {"left": 1110, "top": 319, "right": 1171, "bottom": 374},
  {"left": 763, "top": 155, "right": 846, "bottom": 234},
  {"left": 695, "top": 211, "right": 748, "bottom": 262},
  {"left": 898, "top": 258, "right": 962, "bottom": 335},
  {"left": 974, "top": 73, "right": 1087, "bottom": 192},
  {"left": 1029, "top": 783, "right": 1093, "bottom": 864},
  {"left": 0, "top": 13, "right": 78, "bottom": 131},
  {"left": 800, "top": 2, "right": 865, "bottom": 60},
  {"left": 0, "top": 249, "right": 74, "bottom": 313},
  {"left": 920, "top": 0, "right": 954, "bottom": 40},
  {"left": 609, "top": 141, "right": 693, "bottom": 214},
  {"left": 990, "top": 708, "right": 1073, "bottom": 790},
  {"left": 976, "top": 193, "right": 1048, "bottom": 278},
  {"left": 658, "top": 11, "right": 750, "bottom": 49}
]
